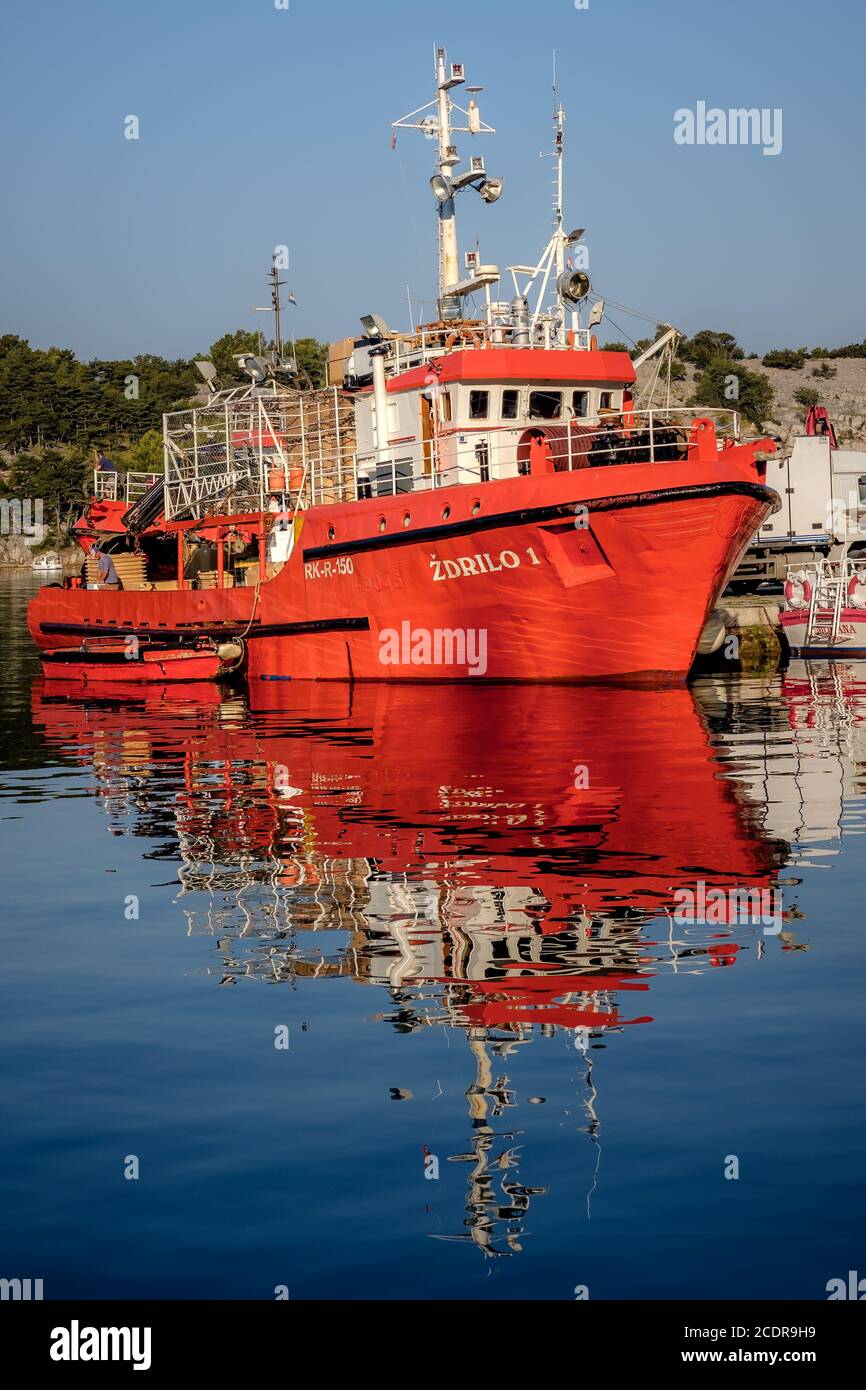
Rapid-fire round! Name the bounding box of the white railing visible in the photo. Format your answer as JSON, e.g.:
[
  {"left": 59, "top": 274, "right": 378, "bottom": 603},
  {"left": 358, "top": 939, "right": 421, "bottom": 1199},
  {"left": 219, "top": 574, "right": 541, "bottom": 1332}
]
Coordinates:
[
  {"left": 350, "top": 408, "right": 743, "bottom": 499},
  {"left": 160, "top": 389, "right": 744, "bottom": 523},
  {"left": 377, "top": 323, "right": 602, "bottom": 381},
  {"left": 162, "top": 387, "right": 354, "bottom": 521},
  {"left": 92, "top": 469, "right": 162, "bottom": 503}
]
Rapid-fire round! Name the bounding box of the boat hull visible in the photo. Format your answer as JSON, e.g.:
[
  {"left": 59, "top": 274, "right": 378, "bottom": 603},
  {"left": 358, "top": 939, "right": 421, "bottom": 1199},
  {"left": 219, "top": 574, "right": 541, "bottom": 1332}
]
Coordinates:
[
  {"left": 28, "top": 464, "right": 778, "bottom": 682},
  {"left": 780, "top": 607, "right": 866, "bottom": 657},
  {"left": 40, "top": 645, "right": 242, "bottom": 684}
]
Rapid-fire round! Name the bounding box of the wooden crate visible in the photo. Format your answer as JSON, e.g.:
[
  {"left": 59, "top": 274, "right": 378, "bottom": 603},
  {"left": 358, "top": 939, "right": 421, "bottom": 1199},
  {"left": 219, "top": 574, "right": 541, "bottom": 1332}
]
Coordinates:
[{"left": 85, "top": 554, "right": 148, "bottom": 589}]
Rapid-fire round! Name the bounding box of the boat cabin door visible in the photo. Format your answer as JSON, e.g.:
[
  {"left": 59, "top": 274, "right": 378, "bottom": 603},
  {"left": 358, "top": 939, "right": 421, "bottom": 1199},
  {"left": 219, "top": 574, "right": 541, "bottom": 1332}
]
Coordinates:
[{"left": 420, "top": 393, "right": 435, "bottom": 478}]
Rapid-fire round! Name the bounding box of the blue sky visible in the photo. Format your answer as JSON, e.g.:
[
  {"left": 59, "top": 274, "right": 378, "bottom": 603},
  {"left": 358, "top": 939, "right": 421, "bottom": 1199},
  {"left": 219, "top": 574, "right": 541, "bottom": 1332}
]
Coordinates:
[{"left": 1, "top": 0, "right": 863, "bottom": 360}]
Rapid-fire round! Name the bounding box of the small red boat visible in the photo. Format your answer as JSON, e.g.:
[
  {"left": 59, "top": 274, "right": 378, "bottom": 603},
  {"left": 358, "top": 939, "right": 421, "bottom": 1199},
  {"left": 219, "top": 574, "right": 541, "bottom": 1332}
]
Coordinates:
[{"left": 40, "top": 636, "right": 245, "bottom": 684}]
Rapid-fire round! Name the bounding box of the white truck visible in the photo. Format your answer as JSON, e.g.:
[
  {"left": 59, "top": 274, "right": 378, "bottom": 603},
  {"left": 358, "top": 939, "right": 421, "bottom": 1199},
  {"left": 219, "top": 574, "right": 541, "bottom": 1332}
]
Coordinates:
[{"left": 731, "top": 411, "right": 866, "bottom": 588}]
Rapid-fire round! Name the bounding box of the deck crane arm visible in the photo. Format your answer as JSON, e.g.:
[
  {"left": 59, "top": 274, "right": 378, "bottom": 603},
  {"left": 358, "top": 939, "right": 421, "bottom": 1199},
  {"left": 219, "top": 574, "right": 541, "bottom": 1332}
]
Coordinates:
[{"left": 631, "top": 325, "right": 681, "bottom": 369}]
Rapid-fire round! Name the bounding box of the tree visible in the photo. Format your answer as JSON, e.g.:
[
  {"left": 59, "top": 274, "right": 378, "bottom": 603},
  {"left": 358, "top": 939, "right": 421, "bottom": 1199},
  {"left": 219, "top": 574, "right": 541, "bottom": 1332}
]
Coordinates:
[
  {"left": 124, "top": 429, "right": 164, "bottom": 472},
  {"left": 1, "top": 449, "right": 88, "bottom": 531},
  {"left": 681, "top": 330, "right": 744, "bottom": 367},
  {"left": 205, "top": 330, "right": 262, "bottom": 381},
  {"left": 0, "top": 335, "right": 196, "bottom": 451},
  {"left": 827, "top": 340, "right": 866, "bottom": 359},
  {"left": 762, "top": 348, "right": 807, "bottom": 369},
  {"left": 794, "top": 386, "right": 820, "bottom": 408},
  {"left": 692, "top": 358, "right": 774, "bottom": 427},
  {"left": 293, "top": 337, "right": 328, "bottom": 388}
]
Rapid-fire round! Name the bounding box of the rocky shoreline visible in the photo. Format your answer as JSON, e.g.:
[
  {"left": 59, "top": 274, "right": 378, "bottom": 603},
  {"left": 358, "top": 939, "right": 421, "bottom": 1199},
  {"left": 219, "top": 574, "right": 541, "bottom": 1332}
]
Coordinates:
[{"left": 0, "top": 536, "right": 78, "bottom": 569}]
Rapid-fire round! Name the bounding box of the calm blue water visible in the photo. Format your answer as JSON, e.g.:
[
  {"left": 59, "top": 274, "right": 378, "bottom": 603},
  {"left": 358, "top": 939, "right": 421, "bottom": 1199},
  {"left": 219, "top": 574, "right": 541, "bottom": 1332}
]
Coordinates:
[{"left": 1, "top": 573, "right": 864, "bottom": 1300}]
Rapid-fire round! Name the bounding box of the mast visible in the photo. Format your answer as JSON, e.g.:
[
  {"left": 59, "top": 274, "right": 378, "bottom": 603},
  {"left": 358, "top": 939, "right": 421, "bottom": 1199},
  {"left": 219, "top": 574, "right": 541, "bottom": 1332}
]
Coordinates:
[
  {"left": 509, "top": 56, "right": 589, "bottom": 344},
  {"left": 392, "top": 46, "right": 501, "bottom": 321},
  {"left": 552, "top": 54, "right": 566, "bottom": 283},
  {"left": 435, "top": 46, "right": 460, "bottom": 303},
  {"left": 270, "top": 260, "right": 283, "bottom": 358},
  {"left": 254, "top": 256, "right": 287, "bottom": 360}
]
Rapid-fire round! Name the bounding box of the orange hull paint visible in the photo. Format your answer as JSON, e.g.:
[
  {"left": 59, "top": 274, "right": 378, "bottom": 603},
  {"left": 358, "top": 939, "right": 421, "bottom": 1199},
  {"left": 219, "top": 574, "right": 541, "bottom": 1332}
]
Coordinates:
[{"left": 29, "top": 460, "right": 778, "bottom": 682}]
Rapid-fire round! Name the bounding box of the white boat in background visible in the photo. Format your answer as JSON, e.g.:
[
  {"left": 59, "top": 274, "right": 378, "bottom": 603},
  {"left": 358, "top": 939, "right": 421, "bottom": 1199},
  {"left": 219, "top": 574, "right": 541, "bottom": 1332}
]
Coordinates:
[
  {"left": 780, "top": 554, "right": 866, "bottom": 656},
  {"left": 31, "top": 554, "right": 63, "bottom": 572},
  {"left": 734, "top": 406, "right": 866, "bottom": 588}
]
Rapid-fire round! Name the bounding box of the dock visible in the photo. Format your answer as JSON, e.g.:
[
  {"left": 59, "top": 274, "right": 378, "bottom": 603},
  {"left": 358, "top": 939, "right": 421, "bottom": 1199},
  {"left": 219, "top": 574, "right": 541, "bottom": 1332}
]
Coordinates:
[{"left": 697, "top": 594, "right": 784, "bottom": 671}]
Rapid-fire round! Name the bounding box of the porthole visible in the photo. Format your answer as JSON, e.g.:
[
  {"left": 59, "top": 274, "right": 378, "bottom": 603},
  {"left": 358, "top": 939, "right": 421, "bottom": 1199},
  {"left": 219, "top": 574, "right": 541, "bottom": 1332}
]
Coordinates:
[
  {"left": 471, "top": 499, "right": 481, "bottom": 516},
  {"left": 328, "top": 525, "right": 335, "bottom": 541},
  {"left": 402, "top": 512, "right": 411, "bottom": 528},
  {"left": 378, "top": 515, "right": 387, "bottom": 533},
  {"left": 442, "top": 505, "right": 451, "bottom": 521}
]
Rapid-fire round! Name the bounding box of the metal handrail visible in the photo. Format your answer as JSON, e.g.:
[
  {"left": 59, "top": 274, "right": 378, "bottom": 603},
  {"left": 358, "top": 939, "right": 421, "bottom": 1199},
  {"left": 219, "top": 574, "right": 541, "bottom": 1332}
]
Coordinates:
[
  {"left": 160, "top": 389, "right": 743, "bottom": 522},
  {"left": 92, "top": 469, "right": 161, "bottom": 503}
]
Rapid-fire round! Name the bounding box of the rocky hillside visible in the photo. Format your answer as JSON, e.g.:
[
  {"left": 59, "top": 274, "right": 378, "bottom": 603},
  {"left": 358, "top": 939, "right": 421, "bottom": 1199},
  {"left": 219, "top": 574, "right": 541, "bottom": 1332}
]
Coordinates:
[{"left": 635, "top": 356, "right": 866, "bottom": 450}]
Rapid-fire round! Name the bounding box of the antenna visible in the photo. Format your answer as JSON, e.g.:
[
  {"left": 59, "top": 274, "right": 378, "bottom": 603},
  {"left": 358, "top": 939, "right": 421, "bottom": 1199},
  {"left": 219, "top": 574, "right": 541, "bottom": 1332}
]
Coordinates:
[
  {"left": 271, "top": 260, "right": 283, "bottom": 357},
  {"left": 392, "top": 46, "right": 502, "bottom": 318},
  {"left": 253, "top": 256, "right": 295, "bottom": 361},
  {"left": 508, "top": 59, "right": 589, "bottom": 343}
]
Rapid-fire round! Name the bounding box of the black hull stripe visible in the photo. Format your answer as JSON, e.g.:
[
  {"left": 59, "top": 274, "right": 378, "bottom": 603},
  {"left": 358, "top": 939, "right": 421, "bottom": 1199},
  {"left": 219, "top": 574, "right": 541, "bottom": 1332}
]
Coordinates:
[
  {"left": 41, "top": 649, "right": 190, "bottom": 665},
  {"left": 303, "top": 481, "right": 779, "bottom": 561},
  {"left": 38, "top": 617, "right": 370, "bottom": 641}
]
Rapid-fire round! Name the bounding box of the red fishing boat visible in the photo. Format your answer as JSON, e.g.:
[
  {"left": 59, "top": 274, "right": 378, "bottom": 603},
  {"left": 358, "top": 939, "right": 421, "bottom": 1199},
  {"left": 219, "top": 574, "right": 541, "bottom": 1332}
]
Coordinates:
[
  {"left": 39, "top": 635, "right": 245, "bottom": 685},
  {"left": 28, "top": 47, "right": 779, "bottom": 683}
]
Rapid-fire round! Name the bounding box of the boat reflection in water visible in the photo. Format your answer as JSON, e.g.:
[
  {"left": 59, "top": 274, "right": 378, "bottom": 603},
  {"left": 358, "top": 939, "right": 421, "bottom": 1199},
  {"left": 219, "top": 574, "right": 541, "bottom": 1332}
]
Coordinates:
[{"left": 32, "top": 678, "right": 794, "bottom": 1258}]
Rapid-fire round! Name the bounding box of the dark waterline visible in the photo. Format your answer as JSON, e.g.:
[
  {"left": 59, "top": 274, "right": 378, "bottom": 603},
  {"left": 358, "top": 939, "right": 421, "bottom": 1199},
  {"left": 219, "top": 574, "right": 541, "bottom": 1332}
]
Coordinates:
[{"left": 1, "top": 573, "right": 864, "bottom": 1300}]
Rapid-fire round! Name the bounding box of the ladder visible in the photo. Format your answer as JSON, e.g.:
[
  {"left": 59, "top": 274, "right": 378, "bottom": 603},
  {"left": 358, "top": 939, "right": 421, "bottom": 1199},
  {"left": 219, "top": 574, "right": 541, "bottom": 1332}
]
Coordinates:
[
  {"left": 803, "top": 565, "right": 846, "bottom": 646},
  {"left": 830, "top": 572, "right": 846, "bottom": 642}
]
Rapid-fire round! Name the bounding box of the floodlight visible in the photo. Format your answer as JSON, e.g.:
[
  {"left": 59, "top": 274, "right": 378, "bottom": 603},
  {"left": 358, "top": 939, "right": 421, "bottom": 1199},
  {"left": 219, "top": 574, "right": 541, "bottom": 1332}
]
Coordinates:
[
  {"left": 430, "top": 173, "right": 454, "bottom": 202},
  {"left": 478, "top": 177, "right": 504, "bottom": 204},
  {"left": 360, "top": 312, "right": 389, "bottom": 339},
  {"left": 235, "top": 354, "right": 270, "bottom": 384},
  {"left": 556, "top": 270, "right": 591, "bottom": 304}
]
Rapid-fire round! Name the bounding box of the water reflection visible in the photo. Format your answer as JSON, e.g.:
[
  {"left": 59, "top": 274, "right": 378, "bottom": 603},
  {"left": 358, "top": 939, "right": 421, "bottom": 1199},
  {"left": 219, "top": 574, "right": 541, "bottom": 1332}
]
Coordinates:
[{"left": 30, "top": 675, "right": 824, "bottom": 1260}]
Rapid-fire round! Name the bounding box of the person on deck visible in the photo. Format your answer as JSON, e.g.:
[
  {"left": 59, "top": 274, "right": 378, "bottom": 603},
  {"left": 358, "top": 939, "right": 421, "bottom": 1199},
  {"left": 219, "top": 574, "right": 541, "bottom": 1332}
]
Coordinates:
[
  {"left": 92, "top": 545, "right": 122, "bottom": 590},
  {"left": 95, "top": 448, "right": 117, "bottom": 473}
]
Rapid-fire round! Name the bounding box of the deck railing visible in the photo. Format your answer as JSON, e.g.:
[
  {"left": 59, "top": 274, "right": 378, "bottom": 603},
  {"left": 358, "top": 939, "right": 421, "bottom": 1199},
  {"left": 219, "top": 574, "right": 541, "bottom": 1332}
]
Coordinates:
[
  {"left": 92, "top": 469, "right": 162, "bottom": 503},
  {"left": 162, "top": 388, "right": 354, "bottom": 521},
  {"left": 348, "top": 408, "right": 743, "bottom": 499},
  {"left": 160, "top": 389, "right": 745, "bottom": 523}
]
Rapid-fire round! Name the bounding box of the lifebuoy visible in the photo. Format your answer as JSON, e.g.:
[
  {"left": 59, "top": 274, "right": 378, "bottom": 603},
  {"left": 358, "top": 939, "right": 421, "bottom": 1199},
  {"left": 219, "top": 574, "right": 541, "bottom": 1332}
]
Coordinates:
[
  {"left": 848, "top": 573, "right": 866, "bottom": 609},
  {"left": 784, "top": 575, "right": 812, "bottom": 610}
]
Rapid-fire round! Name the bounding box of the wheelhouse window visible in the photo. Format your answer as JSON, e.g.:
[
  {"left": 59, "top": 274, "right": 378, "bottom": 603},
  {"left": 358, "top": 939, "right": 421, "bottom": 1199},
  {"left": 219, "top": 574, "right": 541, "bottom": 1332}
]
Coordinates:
[
  {"left": 572, "top": 390, "right": 590, "bottom": 418},
  {"left": 440, "top": 391, "right": 452, "bottom": 422},
  {"left": 858, "top": 476, "right": 866, "bottom": 506},
  {"left": 529, "top": 389, "right": 562, "bottom": 420},
  {"left": 599, "top": 391, "right": 614, "bottom": 410},
  {"left": 469, "top": 389, "right": 490, "bottom": 420},
  {"left": 502, "top": 388, "right": 520, "bottom": 420}
]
